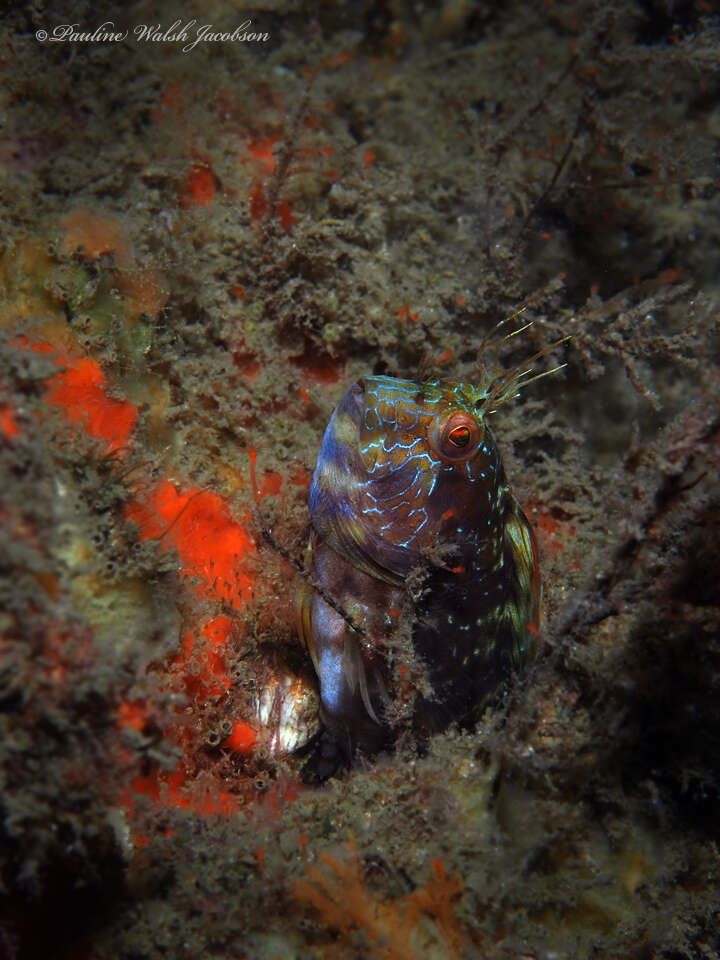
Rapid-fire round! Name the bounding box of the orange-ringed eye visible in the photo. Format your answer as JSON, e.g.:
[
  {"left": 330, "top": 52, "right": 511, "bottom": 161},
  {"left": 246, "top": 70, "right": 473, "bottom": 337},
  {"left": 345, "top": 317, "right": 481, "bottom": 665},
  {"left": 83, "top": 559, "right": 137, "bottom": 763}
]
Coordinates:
[
  {"left": 447, "top": 425, "right": 471, "bottom": 447},
  {"left": 431, "top": 411, "right": 482, "bottom": 462}
]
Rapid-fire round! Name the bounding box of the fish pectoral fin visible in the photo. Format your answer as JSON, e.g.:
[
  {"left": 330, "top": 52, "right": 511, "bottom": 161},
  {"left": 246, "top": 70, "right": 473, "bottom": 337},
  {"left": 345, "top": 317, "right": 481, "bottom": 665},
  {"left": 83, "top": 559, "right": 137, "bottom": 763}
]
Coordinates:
[
  {"left": 296, "top": 579, "right": 318, "bottom": 674},
  {"left": 503, "top": 498, "right": 542, "bottom": 664},
  {"left": 342, "top": 636, "right": 381, "bottom": 726}
]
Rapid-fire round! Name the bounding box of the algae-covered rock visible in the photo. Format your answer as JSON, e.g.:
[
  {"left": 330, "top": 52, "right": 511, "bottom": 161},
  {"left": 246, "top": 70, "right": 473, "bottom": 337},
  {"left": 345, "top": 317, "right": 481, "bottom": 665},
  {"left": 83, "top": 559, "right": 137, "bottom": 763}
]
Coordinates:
[{"left": 0, "top": 0, "right": 718, "bottom": 957}]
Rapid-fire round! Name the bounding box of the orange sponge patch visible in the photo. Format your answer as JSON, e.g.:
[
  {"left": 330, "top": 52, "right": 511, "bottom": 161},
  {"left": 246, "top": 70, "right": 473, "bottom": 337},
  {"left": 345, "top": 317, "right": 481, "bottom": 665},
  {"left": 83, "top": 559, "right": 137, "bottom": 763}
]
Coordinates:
[
  {"left": 526, "top": 502, "right": 577, "bottom": 558},
  {"left": 126, "top": 482, "right": 256, "bottom": 608},
  {"left": 118, "top": 700, "right": 148, "bottom": 732},
  {"left": 118, "top": 267, "right": 169, "bottom": 319},
  {"left": 62, "top": 209, "right": 132, "bottom": 267},
  {"left": 0, "top": 405, "right": 19, "bottom": 438},
  {"left": 246, "top": 136, "right": 280, "bottom": 177},
  {"left": 179, "top": 163, "right": 216, "bottom": 209},
  {"left": 179, "top": 615, "right": 235, "bottom": 698},
  {"left": 225, "top": 721, "right": 257, "bottom": 754},
  {"left": 291, "top": 348, "right": 344, "bottom": 386},
  {"left": 128, "top": 767, "right": 240, "bottom": 818},
  {"left": 12, "top": 339, "right": 137, "bottom": 452},
  {"left": 45, "top": 357, "right": 138, "bottom": 452}
]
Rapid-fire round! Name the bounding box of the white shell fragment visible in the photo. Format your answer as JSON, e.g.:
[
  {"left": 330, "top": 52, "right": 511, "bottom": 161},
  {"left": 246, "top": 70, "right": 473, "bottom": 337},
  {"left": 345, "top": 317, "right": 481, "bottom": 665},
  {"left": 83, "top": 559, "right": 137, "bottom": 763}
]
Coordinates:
[{"left": 253, "top": 673, "right": 320, "bottom": 756}]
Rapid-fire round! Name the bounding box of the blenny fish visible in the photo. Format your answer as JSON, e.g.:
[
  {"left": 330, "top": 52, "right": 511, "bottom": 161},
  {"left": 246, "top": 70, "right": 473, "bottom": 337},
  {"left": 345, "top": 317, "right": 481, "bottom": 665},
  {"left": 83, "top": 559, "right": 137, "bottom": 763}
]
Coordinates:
[{"left": 298, "top": 373, "right": 541, "bottom": 755}]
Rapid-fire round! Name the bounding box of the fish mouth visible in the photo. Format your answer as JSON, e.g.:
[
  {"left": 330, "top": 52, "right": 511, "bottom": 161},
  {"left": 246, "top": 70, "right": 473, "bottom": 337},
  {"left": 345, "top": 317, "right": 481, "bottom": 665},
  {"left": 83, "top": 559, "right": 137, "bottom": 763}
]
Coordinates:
[
  {"left": 337, "top": 380, "right": 369, "bottom": 452},
  {"left": 332, "top": 380, "right": 364, "bottom": 426},
  {"left": 349, "top": 380, "right": 366, "bottom": 418}
]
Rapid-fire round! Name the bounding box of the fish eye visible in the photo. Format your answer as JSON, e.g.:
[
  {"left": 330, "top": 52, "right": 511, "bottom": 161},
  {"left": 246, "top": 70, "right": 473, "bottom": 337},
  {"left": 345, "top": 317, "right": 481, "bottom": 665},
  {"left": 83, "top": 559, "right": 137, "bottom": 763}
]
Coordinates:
[
  {"left": 447, "top": 425, "right": 471, "bottom": 447},
  {"left": 432, "top": 411, "right": 482, "bottom": 462}
]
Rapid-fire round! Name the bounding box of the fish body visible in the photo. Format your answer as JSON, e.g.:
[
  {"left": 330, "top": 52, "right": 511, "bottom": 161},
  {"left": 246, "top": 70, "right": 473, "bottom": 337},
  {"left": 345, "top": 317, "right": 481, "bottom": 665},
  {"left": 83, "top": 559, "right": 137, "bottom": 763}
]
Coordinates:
[{"left": 300, "top": 375, "right": 540, "bottom": 754}]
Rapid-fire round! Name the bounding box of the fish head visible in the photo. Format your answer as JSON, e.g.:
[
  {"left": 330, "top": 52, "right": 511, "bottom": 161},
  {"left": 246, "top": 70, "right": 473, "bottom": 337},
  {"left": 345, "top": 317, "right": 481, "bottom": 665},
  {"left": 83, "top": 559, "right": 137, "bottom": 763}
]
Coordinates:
[{"left": 309, "top": 375, "right": 505, "bottom": 581}]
